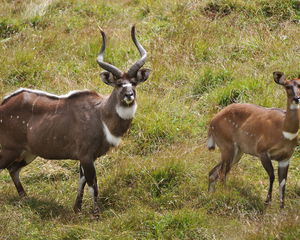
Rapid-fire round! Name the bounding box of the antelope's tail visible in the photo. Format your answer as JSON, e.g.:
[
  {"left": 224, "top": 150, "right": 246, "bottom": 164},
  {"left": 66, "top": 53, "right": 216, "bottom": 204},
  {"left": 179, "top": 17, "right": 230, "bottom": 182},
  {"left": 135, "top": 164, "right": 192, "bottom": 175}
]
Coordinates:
[{"left": 207, "top": 127, "right": 215, "bottom": 150}]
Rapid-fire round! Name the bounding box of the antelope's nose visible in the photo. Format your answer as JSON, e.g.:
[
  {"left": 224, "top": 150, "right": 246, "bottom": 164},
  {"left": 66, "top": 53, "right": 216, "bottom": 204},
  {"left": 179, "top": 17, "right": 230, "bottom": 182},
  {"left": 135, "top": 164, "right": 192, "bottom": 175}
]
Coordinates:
[
  {"left": 125, "top": 92, "right": 134, "bottom": 99},
  {"left": 293, "top": 97, "right": 300, "bottom": 104}
]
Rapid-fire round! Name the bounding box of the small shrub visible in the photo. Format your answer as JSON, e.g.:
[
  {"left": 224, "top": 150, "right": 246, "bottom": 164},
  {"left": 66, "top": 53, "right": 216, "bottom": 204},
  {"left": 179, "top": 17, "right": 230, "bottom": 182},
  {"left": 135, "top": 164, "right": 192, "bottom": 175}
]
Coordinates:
[
  {"left": 260, "top": 0, "right": 296, "bottom": 21},
  {"left": 203, "top": 1, "right": 234, "bottom": 19},
  {"left": 218, "top": 88, "right": 244, "bottom": 106},
  {"left": 0, "top": 18, "right": 21, "bottom": 39},
  {"left": 192, "top": 69, "right": 234, "bottom": 97}
]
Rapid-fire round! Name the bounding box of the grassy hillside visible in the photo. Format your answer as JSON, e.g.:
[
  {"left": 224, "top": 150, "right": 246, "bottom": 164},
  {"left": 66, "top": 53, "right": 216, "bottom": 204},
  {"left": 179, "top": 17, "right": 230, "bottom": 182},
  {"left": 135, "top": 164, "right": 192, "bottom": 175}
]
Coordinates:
[{"left": 0, "top": 0, "right": 300, "bottom": 239}]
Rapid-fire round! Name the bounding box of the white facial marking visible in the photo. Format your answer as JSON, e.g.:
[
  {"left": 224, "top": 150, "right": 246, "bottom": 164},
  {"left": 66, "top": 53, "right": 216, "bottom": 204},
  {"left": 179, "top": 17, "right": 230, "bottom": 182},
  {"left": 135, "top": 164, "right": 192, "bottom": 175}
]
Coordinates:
[
  {"left": 102, "top": 122, "right": 121, "bottom": 147},
  {"left": 290, "top": 103, "right": 300, "bottom": 110},
  {"left": 279, "top": 159, "right": 289, "bottom": 168},
  {"left": 124, "top": 97, "right": 135, "bottom": 105},
  {"left": 22, "top": 121, "right": 25, "bottom": 124},
  {"left": 17, "top": 116, "right": 19, "bottom": 119},
  {"left": 282, "top": 131, "right": 298, "bottom": 140},
  {"left": 122, "top": 83, "right": 132, "bottom": 88},
  {"left": 10, "top": 115, "right": 12, "bottom": 119},
  {"left": 0, "top": 119, "right": 2, "bottom": 123},
  {"left": 116, "top": 103, "right": 137, "bottom": 120}
]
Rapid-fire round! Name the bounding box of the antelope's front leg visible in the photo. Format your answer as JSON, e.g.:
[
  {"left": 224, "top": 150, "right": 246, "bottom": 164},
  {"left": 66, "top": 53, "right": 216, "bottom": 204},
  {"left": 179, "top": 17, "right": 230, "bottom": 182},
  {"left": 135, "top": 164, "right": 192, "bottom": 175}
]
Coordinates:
[
  {"left": 80, "top": 159, "right": 99, "bottom": 214},
  {"left": 278, "top": 159, "right": 290, "bottom": 208},
  {"left": 73, "top": 164, "right": 86, "bottom": 213},
  {"left": 260, "top": 154, "right": 275, "bottom": 204}
]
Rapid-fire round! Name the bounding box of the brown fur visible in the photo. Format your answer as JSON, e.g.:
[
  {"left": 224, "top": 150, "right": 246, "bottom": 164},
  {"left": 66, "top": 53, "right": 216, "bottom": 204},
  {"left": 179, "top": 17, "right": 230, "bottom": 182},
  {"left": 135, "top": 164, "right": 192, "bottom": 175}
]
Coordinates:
[
  {"left": 0, "top": 26, "right": 151, "bottom": 214},
  {"left": 208, "top": 72, "right": 300, "bottom": 208}
]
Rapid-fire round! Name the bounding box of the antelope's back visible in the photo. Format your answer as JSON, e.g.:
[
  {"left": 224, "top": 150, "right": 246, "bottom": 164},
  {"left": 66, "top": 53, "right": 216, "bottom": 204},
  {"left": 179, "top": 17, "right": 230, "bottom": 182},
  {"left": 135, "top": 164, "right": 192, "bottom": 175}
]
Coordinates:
[{"left": 209, "top": 103, "right": 285, "bottom": 154}]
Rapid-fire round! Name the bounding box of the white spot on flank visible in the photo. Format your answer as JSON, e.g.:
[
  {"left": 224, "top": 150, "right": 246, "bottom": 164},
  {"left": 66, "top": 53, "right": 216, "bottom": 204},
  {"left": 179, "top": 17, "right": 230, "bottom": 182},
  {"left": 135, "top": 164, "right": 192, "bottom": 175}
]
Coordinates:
[
  {"left": 279, "top": 159, "right": 289, "bottom": 168},
  {"left": 282, "top": 131, "right": 298, "bottom": 140},
  {"left": 102, "top": 122, "right": 121, "bottom": 147},
  {"left": 290, "top": 103, "right": 300, "bottom": 110},
  {"left": 116, "top": 103, "right": 137, "bottom": 120}
]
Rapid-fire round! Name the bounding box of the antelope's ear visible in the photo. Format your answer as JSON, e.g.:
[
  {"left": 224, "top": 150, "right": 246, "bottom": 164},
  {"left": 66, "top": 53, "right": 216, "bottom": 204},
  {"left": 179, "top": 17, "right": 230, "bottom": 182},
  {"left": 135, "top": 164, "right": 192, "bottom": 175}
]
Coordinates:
[
  {"left": 100, "top": 71, "right": 117, "bottom": 86},
  {"left": 273, "top": 72, "right": 285, "bottom": 85},
  {"left": 135, "top": 68, "right": 151, "bottom": 84}
]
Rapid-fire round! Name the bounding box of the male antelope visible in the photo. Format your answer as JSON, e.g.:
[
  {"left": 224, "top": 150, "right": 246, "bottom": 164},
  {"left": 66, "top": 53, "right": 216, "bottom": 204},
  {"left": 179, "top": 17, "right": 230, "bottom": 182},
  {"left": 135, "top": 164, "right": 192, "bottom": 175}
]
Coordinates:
[
  {"left": 208, "top": 72, "right": 300, "bottom": 208},
  {"left": 0, "top": 26, "right": 150, "bottom": 213}
]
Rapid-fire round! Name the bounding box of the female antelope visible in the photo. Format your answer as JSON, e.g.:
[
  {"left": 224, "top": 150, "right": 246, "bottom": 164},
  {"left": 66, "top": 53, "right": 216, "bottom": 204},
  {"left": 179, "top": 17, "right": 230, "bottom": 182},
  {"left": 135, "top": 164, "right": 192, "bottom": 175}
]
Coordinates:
[{"left": 208, "top": 72, "right": 300, "bottom": 208}]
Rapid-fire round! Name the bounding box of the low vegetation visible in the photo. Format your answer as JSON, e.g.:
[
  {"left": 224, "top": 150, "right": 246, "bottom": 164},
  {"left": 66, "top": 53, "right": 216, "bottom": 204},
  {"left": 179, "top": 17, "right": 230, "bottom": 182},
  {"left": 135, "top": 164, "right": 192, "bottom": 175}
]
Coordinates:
[{"left": 0, "top": 0, "right": 300, "bottom": 239}]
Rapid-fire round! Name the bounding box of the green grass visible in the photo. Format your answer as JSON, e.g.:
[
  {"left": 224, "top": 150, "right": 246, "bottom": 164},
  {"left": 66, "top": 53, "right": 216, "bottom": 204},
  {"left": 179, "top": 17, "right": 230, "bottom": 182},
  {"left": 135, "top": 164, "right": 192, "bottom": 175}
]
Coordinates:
[{"left": 0, "top": 0, "right": 300, "bottom": 239}]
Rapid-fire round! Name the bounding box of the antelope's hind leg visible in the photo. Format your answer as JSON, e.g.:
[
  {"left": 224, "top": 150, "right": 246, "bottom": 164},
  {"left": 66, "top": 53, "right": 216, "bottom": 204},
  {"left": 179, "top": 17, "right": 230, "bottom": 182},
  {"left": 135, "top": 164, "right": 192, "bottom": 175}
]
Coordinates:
[
  {"left": 208, "top": 144, "right": 242, "bottom": 192},
  {"left": 7, "top": 151, "right": 36, "bottom": 197},
  {"left": 0, "top": 149, "right": 25, "bottom": 196}
]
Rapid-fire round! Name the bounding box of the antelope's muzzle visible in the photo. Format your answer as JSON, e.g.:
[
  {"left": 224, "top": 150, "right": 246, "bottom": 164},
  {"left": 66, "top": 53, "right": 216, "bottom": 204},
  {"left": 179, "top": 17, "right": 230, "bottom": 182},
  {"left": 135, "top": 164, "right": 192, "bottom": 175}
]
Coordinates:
[
  {"left": 124, "top": 92, "right": 134, "bottom": 104},
  {"left": 293, "top": 97, "right": 300, "bottom": 104}
]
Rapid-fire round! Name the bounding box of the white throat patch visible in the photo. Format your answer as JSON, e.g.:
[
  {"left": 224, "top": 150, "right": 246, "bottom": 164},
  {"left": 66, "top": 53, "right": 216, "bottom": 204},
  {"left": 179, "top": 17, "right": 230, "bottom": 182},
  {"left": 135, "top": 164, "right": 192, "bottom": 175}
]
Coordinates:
[
  {"left": 116, "top": 103, "right": 137, "bottom": 120},
  {"left": 290, "top": 103, "right": 300, "bottom": 110},
  {"left": 102, "top": 122, "right": 121, "bottom": 147},
  {"left": 282, "top": 131, "right": 298, "bottom": 140}
]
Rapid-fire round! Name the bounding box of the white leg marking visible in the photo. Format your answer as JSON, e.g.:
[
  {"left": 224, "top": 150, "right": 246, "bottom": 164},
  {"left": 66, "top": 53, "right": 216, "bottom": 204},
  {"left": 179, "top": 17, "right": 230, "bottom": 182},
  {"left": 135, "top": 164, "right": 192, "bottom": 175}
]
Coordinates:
[
  {"left": 278, "top": 159, "right": 289, "bottom": 168},
  {"left": 279, "top": 179, "right": 286, "bottom": 200},
  {"left": 282, "top": 131, "right": 298, "bottom": 140},
  {"left": 116, "top": 103, "right": 137, "bottom": 120},
  {"left": 78, "top": 176, "right": 86, "bottom": 192},
  {"left": 89, "top": 186, "right": 95, "bottom": 197},
  {"left": 102, "top": 122, "right": 121, "bottom": 147}
]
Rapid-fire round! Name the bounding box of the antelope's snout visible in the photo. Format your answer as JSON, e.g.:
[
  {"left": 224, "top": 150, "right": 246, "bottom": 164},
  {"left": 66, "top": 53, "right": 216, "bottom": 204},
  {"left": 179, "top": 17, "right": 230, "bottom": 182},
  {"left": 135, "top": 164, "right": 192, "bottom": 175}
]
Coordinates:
[
  {"left": 293, "top": 97, "right": 300, "bottom": 104},
  {"left": 123, "top": 90, "right": 135, "bottom": 104}
]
